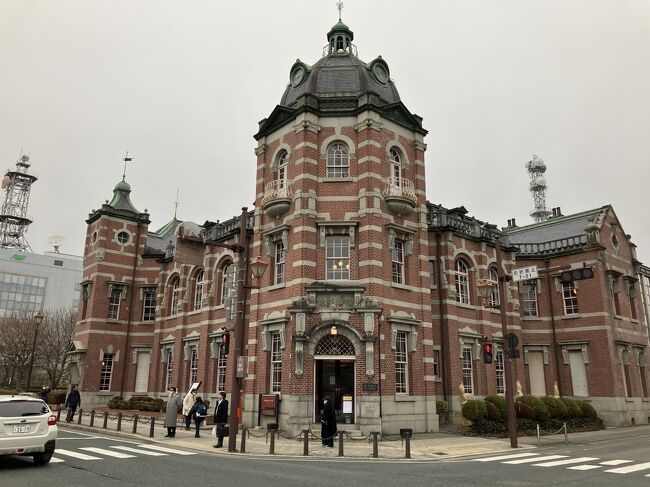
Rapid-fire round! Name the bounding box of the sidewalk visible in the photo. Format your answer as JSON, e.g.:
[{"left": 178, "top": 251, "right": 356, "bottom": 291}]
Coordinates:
[{"left": 56, "top": 408, "right": 527, "bottom": 461}]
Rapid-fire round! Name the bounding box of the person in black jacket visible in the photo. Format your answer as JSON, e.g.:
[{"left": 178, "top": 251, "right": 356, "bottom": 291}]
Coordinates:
[
  {"left": 321, "top": 396, "right": 337, "bottom": 448},
  {"left": 65, "top": 384, "right": 81, "bottom": 423},
  {"left": 189, "top": 397, "right": 208, "bottom": 438},
  {"left": 213, "top": 392, "right": 228, "bottom": 448}
]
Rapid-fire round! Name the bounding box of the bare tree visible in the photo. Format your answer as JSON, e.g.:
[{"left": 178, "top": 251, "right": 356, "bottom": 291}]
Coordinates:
[
  {"left": 35, "top": 308, "right": 77, "bottom": 389},
  {"left": 0, "top": 312, "right": 37, "bottom": 388}
]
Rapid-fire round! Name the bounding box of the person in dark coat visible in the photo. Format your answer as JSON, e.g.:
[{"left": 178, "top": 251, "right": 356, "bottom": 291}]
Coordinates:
[
  {"left": 321, "top": 396, "right": 337, "bottom": 447},
  {"left": 64, "top": 384, "right": 81, "bottom": 423},
  {"left": 39, "top": 386, "right": 50, "bottom": 403},
  {"left": 164, "top": 387, "right": 183, "bottom": 438},
  {"left": 213, "top": 392, "right": 228, "bottom": 448},
  {"left": 189, "top": 397, "right": 208, "bottom": 438}
]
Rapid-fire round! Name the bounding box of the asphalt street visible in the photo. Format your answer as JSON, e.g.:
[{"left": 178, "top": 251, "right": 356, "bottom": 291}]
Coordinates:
[{"left": 1, "top": 428, "right": 650, "bottom": 487}]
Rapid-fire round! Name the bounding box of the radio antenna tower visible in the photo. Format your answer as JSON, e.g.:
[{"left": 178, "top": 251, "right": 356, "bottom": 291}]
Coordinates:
[
  {"left": 526, "top": 154, "right": 551, "bottom": 223},
  {"left": 0, "top": 154, "right": 38, "bottom": 251}
]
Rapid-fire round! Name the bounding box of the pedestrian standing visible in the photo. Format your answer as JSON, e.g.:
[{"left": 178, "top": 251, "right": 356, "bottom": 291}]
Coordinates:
[
  {"left": 182, "top": 389, "right": 197, "bottom": 430},
  {"left": 189, "top": 397, "right": 208, "bottom": 438},
  {"left": 39, "top": 385, "right": 51, "bottom": 404},
  {"left": 164, "top": 387, "right": 183, "bottom": 438},
  {"left": 212, "top": 391, "right": 228, "bottom": 448},
  {"left": 321, "top": 396, "right": 337, "bottom": 448},
  {"left": 64, "top": 384, "right": 81, "bottom": 423}
]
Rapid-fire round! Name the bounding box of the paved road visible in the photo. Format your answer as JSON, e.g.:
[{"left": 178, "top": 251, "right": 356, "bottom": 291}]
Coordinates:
[{"left": 2, "top": 428, "right": 650, "bottom": 486}]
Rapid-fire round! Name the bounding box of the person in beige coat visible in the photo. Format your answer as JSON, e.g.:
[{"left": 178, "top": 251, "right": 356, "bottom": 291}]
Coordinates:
[
  {"left": 182, "top": 389, "right": 197, "bottom": 430},
  {"left": 164, "top": 387, "right": 183, "bottom": 438}
]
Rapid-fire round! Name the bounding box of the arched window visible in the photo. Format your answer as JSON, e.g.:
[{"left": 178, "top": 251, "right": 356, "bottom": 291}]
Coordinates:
[
  {"left": 455, "top": 260, "right": 470, "bottom": 304},
  {"left": 220, "top": 263, "right": 231, "bottom": 306},
  {"left": 389, "top": 147, "right": 403, "bottom": 182},
  {"left": 314, "top": 335, "right": 355, "bottom": 356},
  {"left": 327, "top": 142, "right": 349, "bottom": 178},
  {"left": 193, "top": 270, "right": 205, "bottom": 311},
  {"left": 170, "top": 277, "right": 181, "bottom": 315},
  {"left": 276, "top": 150, "right": 288, "bottom": 189},
  {"left": 489, "top": 267, "right": 500, "bottom": 307}
]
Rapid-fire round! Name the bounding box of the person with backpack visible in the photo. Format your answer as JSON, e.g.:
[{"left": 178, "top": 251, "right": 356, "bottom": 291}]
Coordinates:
[{"left": 189, "top": 397, "right": 208, "bottom": 438}]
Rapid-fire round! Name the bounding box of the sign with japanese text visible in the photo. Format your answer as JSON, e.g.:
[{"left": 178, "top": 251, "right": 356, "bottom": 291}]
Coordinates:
[{"left": 512, "top": 265, "right": 538, "bottom": 282}]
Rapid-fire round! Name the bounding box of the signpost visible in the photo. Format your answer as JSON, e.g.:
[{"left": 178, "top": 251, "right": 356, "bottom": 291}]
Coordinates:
[{"left": 512, "top": 265, "right": 538, "bottom": 282}]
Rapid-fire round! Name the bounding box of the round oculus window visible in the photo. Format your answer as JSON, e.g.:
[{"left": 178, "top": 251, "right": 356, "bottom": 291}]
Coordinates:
[
  {"left": 372, "top": 63, "right": 389, "bottom": 84},
  {"left": 290, "top": 66, "right": 306, "bottom": 87},
  {"left": 117, "top": 231, "right": 129, "bottom": 244}
]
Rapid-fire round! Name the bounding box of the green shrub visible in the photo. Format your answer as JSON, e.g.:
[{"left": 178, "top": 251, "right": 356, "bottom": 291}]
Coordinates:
[
  {"left": 484, "top": 395, "right": 507, "bottom": 418},
  {"left": 576, "top": 400, "right": 597, "bottom": 419},
  {"left": 436, "top": 400, "right": 448, "bottom": 414},
  {"left": 485, "top": 400, "right": 501, "bottom": 420},
  {"left": 462, "top": 400, "right": 487, "bottom": 421},
  {"left": 540, "top": 396, "right": 569, "bottom": 419},
  {"left": 516, "top": 418, "right": 538, "bottom": 435},
  {"left": 470, "top": 419, "right": 506, "bottom": 437},
  {"left": 514, "top": 400, "right": 536, "bottom": 419},
  {"left": 560, "top": 397, "right": 581, "bottom": 418},
  {"left": 518, "top": 395, "right": 549, "bottom": 421}
]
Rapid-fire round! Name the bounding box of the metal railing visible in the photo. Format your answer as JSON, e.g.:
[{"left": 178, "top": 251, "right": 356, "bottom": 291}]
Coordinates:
[
  {"left": 261, "top": 180, "right": 293, "bottom": 207},
  {"left": 382, "top": 177, "right": 418, "bottom": 203}
]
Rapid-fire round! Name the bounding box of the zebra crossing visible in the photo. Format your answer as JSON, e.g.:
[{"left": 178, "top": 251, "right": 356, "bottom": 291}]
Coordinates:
[
  {"left": 475, "top": 452, "right": 650, "bottom": 477},
  {"left": 50, "top": 443, "right": 196, "bottom": 464}
]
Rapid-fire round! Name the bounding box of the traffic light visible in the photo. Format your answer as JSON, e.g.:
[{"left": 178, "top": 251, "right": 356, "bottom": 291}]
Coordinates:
[
  {"left": 506, "top": 332, "right": 520, "bottom": 359},
  {"left": 559, "top": 267, "right": 594, "bottom": 284},
  {"left": 483, "top": 342, "right": 493, "bottom": 364},
  {"left": 221, "top": 332, "right": 230, "bottom": 356}
]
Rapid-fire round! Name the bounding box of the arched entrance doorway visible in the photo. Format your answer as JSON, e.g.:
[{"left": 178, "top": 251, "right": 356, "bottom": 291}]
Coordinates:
[{"left": 314, "top": 334, "right": 356, "bottom": 424}]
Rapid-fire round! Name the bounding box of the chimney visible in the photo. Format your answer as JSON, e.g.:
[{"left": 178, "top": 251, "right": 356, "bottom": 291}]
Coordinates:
[
  {"left": 506, "top": 218, "right": 518, "bottom": 228},
  {"left": 555, "top": 206, "right": 562, "bottom": 217}
]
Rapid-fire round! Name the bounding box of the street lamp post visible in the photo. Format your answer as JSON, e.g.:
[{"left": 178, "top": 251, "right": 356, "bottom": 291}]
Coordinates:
[
  {"left": 477, "top": 237, "right": 518, "bottom": 448},
  {"left": 26, "top": 311, "right": 45, "bottom": 390}
]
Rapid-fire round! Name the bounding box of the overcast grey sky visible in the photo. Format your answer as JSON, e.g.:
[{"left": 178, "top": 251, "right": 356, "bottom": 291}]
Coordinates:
[{"left": 1, "top": 0, "right": 649, "bottom": 263}]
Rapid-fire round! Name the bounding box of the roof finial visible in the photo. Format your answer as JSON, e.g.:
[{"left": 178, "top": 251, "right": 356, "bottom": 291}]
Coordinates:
[
  {"left": 122, "top": 151, "right": 133, "bottom": 181},
  {"left": 336, "top": 0, "right": 344, "bottom": 21},
  {"left": 173, "top": 187, "right": 180, "bottom": 219}
]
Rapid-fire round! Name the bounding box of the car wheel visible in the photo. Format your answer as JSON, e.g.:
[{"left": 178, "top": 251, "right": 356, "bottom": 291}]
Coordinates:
[{"left": 33, "top": 452, "right": 52, "bottom": 466}]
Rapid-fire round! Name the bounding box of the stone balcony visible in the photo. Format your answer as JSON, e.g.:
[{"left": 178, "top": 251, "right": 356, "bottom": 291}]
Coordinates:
[
  {"left": 261, "top": 180, "right": 293, "bottom": 218},
  {"left": 382, "top": 177, "right": 418, "bottom": 216}
]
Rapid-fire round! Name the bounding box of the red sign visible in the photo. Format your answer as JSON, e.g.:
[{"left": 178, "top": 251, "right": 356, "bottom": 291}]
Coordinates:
[{"left": 260, "top": 394, "right": 278, "bottom": 416}]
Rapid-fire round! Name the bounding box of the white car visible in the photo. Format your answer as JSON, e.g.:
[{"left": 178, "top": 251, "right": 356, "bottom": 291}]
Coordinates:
[{"left": 0, "top": 394, "right": 57, "bottom": 465}]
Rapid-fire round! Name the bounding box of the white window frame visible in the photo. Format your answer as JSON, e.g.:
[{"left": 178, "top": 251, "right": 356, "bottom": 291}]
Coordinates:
[
  {"left": 165, "top": 349, "right": 174, "bottom": 391},
  {"left": 326, "top": 235, "right": 350, "bottom": 280},
  {"left": 274, "top": 241, "right": 285, "bottom": 285},
  {"left": 432, "top": 349, "right": 440, "bottom": 379},
  {"left": 142, "top": 287, "right": 156, "bottom": 321},
  {"left": 107, "top": 285, "right": 122, "bottom": 320},
  {"left": 461, "top": 347, "right": 474, "bottom": 395},
  {"left": 99, "top": 353, "right": 114, "bottom": 391},
  {"left": 216, "top": 344, "right": 227, "bottom": 393},
  {"left": 455, "top": 260, "right": 470, "bottom": 304},
  {"left": 395, "top": 331, "right": 408, "bottom": 394},
  {"left": 489, "top": 268, "right": 500, "bottom": 307},
  {"left": 495, "top": 350, "right": 505, "bottom": 394},
  {"left": 522, "top": 281, "right": 538, "bottom": 317},
  {"left": 189, "top": 347, "right": 198, "bottom": 385},
  {"left": 392, "top": 239, "right": 405, "bottom": 284},
  {"left": 326, "top": 142, "right": 349, "bottom": 178},
  {"left": 277, "top": 150, "right": 288, "bottom": 188},
  {"left": 389, "top": 147, "right": 402, "bottom": 181},
  {"left": 563, "top": 281, "right": 579, "bottom": 315},
  {"left": 193, "top": 270, "right": 205, "bottom": 311},
  {"left": 170, "top": 278, "right": 181, "bottom": 315},
  {"left": 270, "top": 332, "right": 282, "bottom": 393}
]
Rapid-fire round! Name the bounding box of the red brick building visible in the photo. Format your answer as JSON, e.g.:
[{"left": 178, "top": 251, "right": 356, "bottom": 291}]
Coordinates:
[{"left": 70, "top": 20, "right": 649, "bottom": 433}]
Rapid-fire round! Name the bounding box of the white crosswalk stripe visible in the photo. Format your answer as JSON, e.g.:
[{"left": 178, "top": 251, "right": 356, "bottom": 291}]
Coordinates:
[
  {"left": 533, "top": 457, "right": 599, "bottom": 467},
  {"left": 80, "top": 447, "right": 136, "bottom": 458},
  {"left": 568, "top": 465, "right": 602, "bottom": 471},
  {"left": 110, "top": 445, "right": 168, "bottom": 456},
  {"left": 605, "top": 462, "right": 650, "bottom": 474},
  {"left": 475, "top": 452, "right": 539, "bottom": 462},
  {"left": 136, "top": 444, "right": 196, "bottom": 455},
  {"left": 49, "top": 457, "right": 65, "bottom": 463},
  {"left": 503, "top": 455, "right": 567, "bottom": 465},
  {"left": 600, "top": 460, "right": 633, "bottom": 466},
  {"left": 55, "top": 449, "right": 101, "bottom": 460}
]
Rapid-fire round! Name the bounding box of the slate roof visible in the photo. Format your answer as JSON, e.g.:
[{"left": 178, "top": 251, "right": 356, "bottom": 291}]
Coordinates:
[{"left": 144, "top": 218, "right": 182, "bottom": 256}]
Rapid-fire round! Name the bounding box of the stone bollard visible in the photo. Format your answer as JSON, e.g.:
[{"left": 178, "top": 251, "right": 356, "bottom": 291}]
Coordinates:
[
  {"left": 77, "top": 409, "right": 83, "bottom": 425},
  {"left": 338, "top": 431, "right": 344, "bottom": 457},
  {"left": 102, "top": 411, "right": 108, "bottom": 429},
  {"left": 132, "top": 414, "right": 139, "bottom": 434},
  {"left": 149, "top": 416, "right": 155, "bottom": 437},
  {"left": 117, "top": 412, "right": 123, "bottom": 432},
  {"left": 303, "top": 429, "right": 309, "bottom": 456},
  {"left": 371, "top": 432, "right": 379, "bottom": 458},
  {"left": 240, "top": 426, "right": 246, "bottom": 453},
  {"left": 269, "top": 429, "right": 276, "bottom": 455},
  {"left": 90, "top": 410, "right": 95, "bottom": 427}
]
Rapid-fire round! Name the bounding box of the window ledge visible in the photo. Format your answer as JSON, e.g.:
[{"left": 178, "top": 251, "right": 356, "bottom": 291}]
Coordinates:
[
  {"left": 434, "top": 377, "right": 443, "bottom": 383},
  {"left": 323, "top": 177, "right": 353, "bottom": 183},
  {"left": 97, "top": 391, "right": 113, "bottom": 396},
  {"left": 391, "top": 282, "right": 410, "bottom": 291},
  {"left": 394, "top": 395, "right": 416, "bottom": 402},
  {"left": 614, "top": 314, "right": 623, "bottom": 320},
  {"left": 642, "top": 397, "right": 649, "bottom": 402},
  {"left": 188, "top": 309, "right": 202, "bottom": 316},
  {"left": 625, "top": 398, "right": 635, "bottom": 403},
  {"left": 522, "top": 316, "right": 541, "bottom": 321},
  {"left": 453, "top": 302, "right": 475, "bottom": 310},
  {"left": 106, "top": 319, "right": 122, "bottom": 324},
  {"left": 560, "top": 314, "right": 581, "bottom": 320},
  {"left": 266, "top": 283, "right": 286, "bottom": 291},
  {"left": 631, "top": 319, "right": 639, "bottom": 324}
]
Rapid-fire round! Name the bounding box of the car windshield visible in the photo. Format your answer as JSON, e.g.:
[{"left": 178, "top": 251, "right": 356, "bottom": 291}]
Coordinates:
[{"left": 0, "top": 400, "right": 49, "bottom": 417}]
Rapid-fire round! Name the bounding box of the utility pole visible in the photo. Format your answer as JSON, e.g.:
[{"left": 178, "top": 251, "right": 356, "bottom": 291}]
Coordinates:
[{"left": 26, "top": 311, "right": 45, "bottom": 390}]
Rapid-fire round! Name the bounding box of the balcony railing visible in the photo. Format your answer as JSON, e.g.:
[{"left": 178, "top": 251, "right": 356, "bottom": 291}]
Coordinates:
[
  {"left": 382, "top": 177, "right": 418, "bottom": 203},
  {"left": 262, "top": 180, "right": 293, "bottom": 206}
]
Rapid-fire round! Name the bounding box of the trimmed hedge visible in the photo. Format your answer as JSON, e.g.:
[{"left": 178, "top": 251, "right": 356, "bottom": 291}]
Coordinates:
[
  {"left": 469, "top": 417, "right": 605, "bottom": 437},
  {"left": 108, "top": 396, "right": 164, "bottom": 412},
  {"left": 462, "top": 400, "right": 487, "bottom": 421},
  {"left": 540, "top": 396, "right": 569, "bottom": 419},
  {"left": 484, "top": 395, "right": 507, "bottom": 418},
  {"left": 514, "top": 401, "right": 535, "bottom": 419},
  {"left": 518, "top": 395, "right": 550, "bottom": 421},
  {"left": 485, "top": 400, "right": 501, "bottom": 420},
  {"left": 576, "top": 400, "right": 597, "bottom": 419},
  {"left": 560, "top": 397, "right": 582, "bottom": 418}
]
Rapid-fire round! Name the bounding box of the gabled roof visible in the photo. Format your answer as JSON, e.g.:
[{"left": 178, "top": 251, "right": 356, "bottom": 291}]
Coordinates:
[{"left": 145, "top": 218, "right": 182, "bottom": 256}]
